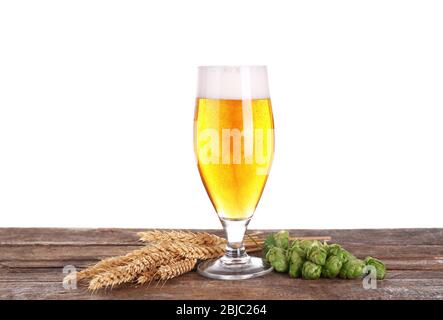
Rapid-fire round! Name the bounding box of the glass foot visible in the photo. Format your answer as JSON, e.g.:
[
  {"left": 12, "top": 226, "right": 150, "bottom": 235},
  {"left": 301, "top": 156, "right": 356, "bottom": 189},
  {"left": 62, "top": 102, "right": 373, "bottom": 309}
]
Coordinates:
[{"left": 197, "top": 256, "right": 273, "bottom": 280}]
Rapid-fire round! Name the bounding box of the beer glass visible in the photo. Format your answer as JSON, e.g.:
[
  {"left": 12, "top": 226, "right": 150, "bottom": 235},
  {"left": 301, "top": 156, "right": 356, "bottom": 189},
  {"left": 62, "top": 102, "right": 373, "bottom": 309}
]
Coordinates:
[{"left": 194, "top": 66, "right": 274, "bottom": 279}]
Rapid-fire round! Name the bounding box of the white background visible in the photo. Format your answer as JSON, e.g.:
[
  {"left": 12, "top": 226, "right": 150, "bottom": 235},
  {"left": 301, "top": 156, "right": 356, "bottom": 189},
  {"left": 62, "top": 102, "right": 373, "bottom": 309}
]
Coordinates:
[{"left": 1, "top": 0, "right": 442, "bottom": 229}]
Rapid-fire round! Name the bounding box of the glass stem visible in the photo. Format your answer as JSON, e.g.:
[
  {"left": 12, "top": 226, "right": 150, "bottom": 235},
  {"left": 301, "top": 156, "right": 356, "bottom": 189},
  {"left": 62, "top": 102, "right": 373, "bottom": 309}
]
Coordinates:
[{"left": 220, "top": 218, "right": 250, "bottom": 265}]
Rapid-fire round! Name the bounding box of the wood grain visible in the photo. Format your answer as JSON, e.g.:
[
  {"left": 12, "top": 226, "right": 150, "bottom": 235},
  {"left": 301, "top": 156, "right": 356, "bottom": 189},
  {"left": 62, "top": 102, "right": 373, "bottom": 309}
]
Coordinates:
[{"left": 0, "top": 228, "right": 442, "bottom": 300}]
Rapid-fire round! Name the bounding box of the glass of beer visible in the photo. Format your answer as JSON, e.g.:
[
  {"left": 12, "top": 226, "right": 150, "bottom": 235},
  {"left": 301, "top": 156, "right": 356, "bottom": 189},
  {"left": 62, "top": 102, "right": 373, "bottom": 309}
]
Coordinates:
[{"left": 194, "top": 66, "right": 274, "bottom": 279}]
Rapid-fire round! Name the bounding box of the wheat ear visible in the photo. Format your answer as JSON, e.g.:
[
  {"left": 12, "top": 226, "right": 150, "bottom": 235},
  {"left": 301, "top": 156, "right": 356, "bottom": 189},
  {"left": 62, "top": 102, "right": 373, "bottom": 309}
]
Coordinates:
[
  {"left": 88, "top": 245, "right": 174, "bottom": 290},
  {"left": 168, "top": 242, "right": 225, "bottom": 259},
  {"left": 136, "top": 268, "right": 160, "bottom": 285},
  {"left": 157, "top": 258, "right": 197, "bottom": 280},
  {"left": 76, "top": 243, "right": 170, "bottom": 281},
  {"left": 77, "top": 256, "right": 131, "bottom": 281},
  {"left": 138, "top": 230, "right": 226, "bottom": 246}
]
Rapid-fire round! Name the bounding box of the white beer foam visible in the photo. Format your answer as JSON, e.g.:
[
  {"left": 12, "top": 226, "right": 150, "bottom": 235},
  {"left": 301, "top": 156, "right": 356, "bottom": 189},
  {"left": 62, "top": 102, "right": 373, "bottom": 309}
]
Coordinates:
[{"left": 197, "top": 66, "right": 270, "bottom": 100}]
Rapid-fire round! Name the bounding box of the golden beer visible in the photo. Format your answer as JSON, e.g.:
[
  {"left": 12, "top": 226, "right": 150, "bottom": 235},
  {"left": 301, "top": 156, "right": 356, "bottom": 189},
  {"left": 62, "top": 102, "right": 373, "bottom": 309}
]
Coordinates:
[
  {"left": 194, "top": 98, "right": 274, "bottom": 220},
  {"left": 195, "top": 66, "right": 274, "bottom": 280}
]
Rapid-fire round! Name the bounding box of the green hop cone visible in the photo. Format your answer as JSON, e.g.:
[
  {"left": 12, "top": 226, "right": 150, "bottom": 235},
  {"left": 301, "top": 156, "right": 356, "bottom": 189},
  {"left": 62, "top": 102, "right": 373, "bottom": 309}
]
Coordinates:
[
  {"left": 288, "top": 251, "right": 304, "bottom": 278},
  {"left": 301, "top": 261, "right": 322, "bottom": 280},
  {"left": 266, "top": 247, "right": 288, "bottom": 272},
  {"left": 341, "top": 250, "right": 356, "bottom": 263},
  {"left": 306, "top": 246, "right": 327, "bottom": 266},
  {"left": 287, "top": 241, "right": 306, "bottom": 260},
  {"left": 262, "top": 233, "right": 277, "bottom": 257},
  {"left": 328, "top": 244, "right": 355, "bottom": 263},
  {"left": 274, "top": 230, "right": 289, "bottom": 250},
  {"left": 298, "top": 239, "right": 321, "bottom": 252},
  {"left": 322, "top": 255, "right": 343, "bottom": 278},
  {"left": 364, "top": 256, "right": 386, "bottom": 280},
  {"left": 327, "top": 244, "right": 342, "bottom": 256},
  {"left": 339, "top": 258, "right": 365, "bottom": 279}
]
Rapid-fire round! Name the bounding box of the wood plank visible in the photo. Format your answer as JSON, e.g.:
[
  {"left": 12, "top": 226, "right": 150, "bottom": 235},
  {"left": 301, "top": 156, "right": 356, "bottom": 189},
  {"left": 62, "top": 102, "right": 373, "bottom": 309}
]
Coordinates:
[
  {"left": 1, "top": 268, "right": 442, "bottom": 283},
  {"left": 0, "top": 228, "right": 141, "bottom": 245},
  {"left": 1, "top": 228, "right": 442, "bottom": 245},
  {"left": 0, "top": 228, "right": 442, "bottom": 300},
  {"left": 2, "top": 257, "right": 442, "bottom": 271},
  {"left": 1, "top": 244, "right": 442, "bottom": 262},
  {"left": 0, "top": 245, "right": 138, "bottom": 261},
  {"left": 1, "top": 273, "right": 442, "bottom": 300}
]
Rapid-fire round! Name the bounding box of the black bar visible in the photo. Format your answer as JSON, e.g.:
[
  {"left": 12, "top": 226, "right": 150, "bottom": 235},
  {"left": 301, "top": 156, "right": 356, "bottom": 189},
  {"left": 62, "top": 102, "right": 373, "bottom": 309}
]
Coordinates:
[{"left": 0, "top": 300, "right": 440, "bottom": 318}]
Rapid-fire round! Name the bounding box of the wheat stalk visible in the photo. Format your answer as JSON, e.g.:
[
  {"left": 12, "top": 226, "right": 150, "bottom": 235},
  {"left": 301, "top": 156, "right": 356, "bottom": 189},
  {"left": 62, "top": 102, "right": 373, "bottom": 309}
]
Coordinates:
[
  {"left": 138, "top": 230, "right": 226, "bottom": 246},
  {"left": 157, "top": 258, "right": 197, "bottom": 280}
]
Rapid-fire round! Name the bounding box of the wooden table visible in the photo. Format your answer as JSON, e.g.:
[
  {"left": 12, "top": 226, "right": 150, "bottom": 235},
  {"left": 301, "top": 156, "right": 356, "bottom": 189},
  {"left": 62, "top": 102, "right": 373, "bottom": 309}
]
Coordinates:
[{"left": 0, "top": 228, "right": 442, "bottom": 300}]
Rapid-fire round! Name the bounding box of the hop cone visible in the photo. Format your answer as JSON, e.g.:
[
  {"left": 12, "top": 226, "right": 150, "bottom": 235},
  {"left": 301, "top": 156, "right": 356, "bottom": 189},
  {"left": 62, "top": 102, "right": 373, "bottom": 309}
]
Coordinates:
[
  {"left": 266, "top": 247, "right": 288, "bottom": 273},
  {"left": 364, "top": 256, "right": 386, "bottom": 280},
  {"left": 274, "top": 230, "right": 289, "bottom": 250},
  {"left": 288, "top": 251, "right": 304, "bottom": 278},
  {"left": 327, "top": 244, "right": 342, "bottom": 256},
  {"left": 287, "top": 241, "right": 306, "bottom": 260},
  {"left": 328, "top": 244, "right": 355, "bottom": 263},
  {"left": 341, "top": 250, "right": 356, "bottom": 263},
  {"left": 298, "top": 239, "right": 322, "bottom": 252},
  {"left": 302, "top": 261, "right": 322, "bottom": 280},
  {"left": 322, "top": 255, "right": 343, "bottom": 278},
  {"left": 339, "top": 258, "right": 365, "bottom": 279},
  {"left": 306, "top": 246, "right": 327, "bottom": 266}
]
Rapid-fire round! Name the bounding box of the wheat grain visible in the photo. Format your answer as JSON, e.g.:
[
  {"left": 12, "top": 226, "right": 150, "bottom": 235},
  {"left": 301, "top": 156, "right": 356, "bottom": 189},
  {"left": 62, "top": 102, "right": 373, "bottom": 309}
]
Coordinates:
[
  {"left": 138, "top": 230, "right": 226, "bottom": 246},
  {"left": 89, "top": 251, "right": 173, "bottom": 290},
  {"left": 88, "top": 246, "right": 175, "bottom": 290},
  {"left": 76, "top": 243, "right": 170, "bottom": 281},
  {"left": 157, "top": 258, "right": 197, "bottom": 280},
  {"left": 136, "top": 255, "right": 184, "bottom": 284},
  {"left": 77, "top": 256, "right": 129, "bottom": 281},
  {"left": 169, "top": 242, "right": 225, "bottom": 259},
  {"left": 136, "top": 268, "right": 160, "bottom": 284}
]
